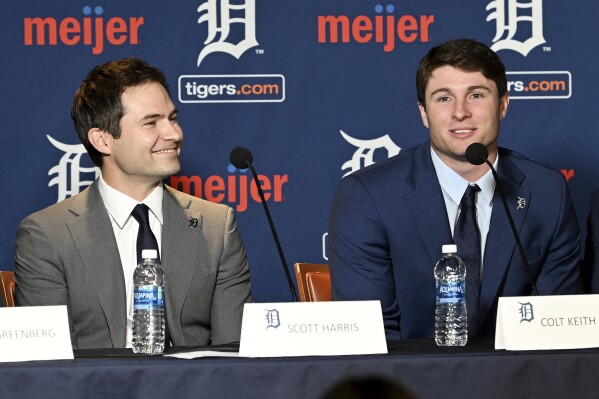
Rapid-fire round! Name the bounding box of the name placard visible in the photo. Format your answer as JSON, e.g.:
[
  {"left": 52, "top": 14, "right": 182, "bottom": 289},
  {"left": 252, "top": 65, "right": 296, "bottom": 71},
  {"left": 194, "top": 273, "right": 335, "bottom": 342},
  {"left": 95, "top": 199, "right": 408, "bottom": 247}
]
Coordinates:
[
  {"left": 239, "top": 301, "right": 387, "bottom": 357},
  {"left": 0, "top": 305, "right": 73, "bottom": 362},
  {"left": 495, "top": 295, "right": 599, "bottom": 350}
]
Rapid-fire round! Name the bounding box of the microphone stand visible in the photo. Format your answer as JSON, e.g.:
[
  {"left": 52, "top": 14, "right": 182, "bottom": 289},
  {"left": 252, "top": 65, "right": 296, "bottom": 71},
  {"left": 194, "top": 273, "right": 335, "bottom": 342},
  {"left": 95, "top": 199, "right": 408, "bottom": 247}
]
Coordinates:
[
  {"left": 480, "top": 157, "right": 540, "bottom": 296},
  {"left": 244, "top": 160, "right": 299, "bottom": 302}
]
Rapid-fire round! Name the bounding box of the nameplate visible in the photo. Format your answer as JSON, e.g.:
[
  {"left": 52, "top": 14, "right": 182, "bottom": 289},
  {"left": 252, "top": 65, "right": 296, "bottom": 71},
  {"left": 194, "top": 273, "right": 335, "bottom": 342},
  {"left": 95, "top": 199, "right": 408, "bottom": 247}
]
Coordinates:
[
  {"left": 495, "top": 295, "right": 599, "bottom": 350},
  {"left": 0, "top": 305, "right": 73, "bottom": 362},
  {"left": 239, "top": 301, "right": 387, "bottom": 357}
]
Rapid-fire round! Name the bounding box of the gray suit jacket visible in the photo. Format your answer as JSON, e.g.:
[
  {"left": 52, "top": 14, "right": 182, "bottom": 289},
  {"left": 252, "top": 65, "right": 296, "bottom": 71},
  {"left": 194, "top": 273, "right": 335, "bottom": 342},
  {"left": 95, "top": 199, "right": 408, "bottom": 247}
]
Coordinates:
[{"left": 14, "top": 180, "right": 252, "bottom": 349}]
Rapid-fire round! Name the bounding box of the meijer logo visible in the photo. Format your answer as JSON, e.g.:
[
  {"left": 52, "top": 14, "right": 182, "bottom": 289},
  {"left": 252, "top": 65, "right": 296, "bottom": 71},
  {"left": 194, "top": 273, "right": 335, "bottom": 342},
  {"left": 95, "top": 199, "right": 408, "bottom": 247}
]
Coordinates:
[
  {"left": 24, "top": 5, "right": 144, "bottom": 55},
  {"left": 169, "top": 166, "right": 288, "bottom": 212},
  {"left": 318, "top": 4, "right": 434, "bottom": 52}
]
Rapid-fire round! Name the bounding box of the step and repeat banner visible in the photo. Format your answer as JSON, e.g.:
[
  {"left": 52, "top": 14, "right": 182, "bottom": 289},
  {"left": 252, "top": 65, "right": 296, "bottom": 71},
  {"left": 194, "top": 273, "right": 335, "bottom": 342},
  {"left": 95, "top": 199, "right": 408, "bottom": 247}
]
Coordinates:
[{"left": 1, "top": 1, "right": 596, "bottom": 302}]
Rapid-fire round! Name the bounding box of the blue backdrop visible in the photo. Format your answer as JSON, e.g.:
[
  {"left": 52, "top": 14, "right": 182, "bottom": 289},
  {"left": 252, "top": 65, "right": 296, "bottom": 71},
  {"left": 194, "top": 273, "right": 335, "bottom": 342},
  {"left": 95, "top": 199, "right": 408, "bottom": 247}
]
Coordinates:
[{"left": 1, "top": 0, "right": 596, "bottom": 303}]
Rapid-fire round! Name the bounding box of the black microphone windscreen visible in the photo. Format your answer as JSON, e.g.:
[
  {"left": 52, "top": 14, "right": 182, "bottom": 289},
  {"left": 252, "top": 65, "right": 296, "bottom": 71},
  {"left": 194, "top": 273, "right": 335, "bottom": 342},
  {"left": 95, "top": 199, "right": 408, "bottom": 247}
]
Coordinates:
[
  {"left": 465, "top": 143, "right": 488, "bottom": 166},
  {"left": 230, "top": 146, "right": 253, "bottom": 169}
]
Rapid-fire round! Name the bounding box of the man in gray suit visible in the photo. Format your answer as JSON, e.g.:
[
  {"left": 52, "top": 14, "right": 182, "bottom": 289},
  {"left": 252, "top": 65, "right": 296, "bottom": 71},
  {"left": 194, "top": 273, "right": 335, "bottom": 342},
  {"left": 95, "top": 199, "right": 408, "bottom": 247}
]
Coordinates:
[{"left": 15, "top": 57, "right": 252, "bottom": 349}]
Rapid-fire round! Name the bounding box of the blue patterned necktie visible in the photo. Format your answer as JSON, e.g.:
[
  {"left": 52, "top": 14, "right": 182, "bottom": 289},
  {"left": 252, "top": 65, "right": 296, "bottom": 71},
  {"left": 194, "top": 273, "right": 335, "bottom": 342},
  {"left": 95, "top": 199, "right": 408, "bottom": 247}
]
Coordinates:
[
  {"left": 131, "top": 204, "right": 160, "bottom": 263},
  {"left": 454, "top": 184, "right": 481, "bottom": 337}
]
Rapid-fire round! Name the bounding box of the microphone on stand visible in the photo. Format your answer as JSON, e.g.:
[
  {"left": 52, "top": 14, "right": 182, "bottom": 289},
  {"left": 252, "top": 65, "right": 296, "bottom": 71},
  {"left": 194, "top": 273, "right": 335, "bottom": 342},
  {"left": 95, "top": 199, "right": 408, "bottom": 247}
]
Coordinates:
[
  {"left": 465, "top": 143, "right": 539, "bottom": 296},
  {"left": 230, "top": 146, "right": 299, "bottom": 302}
]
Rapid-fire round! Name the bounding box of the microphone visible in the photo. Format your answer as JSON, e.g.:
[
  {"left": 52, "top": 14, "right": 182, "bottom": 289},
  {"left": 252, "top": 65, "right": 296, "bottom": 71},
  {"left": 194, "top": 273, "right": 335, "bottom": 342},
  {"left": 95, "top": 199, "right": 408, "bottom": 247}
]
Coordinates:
[
  {"left": 465, "top": 143, "right": 488, "bottom": 166},
  {"left": 230, "top": 146, "right": 253, "bottom": 170},
  {"left": 229, "top": 146, "right": 299, "bottom": 302},
  {"left": 465, "top": 143, "right": 539, "bottom": 296}
]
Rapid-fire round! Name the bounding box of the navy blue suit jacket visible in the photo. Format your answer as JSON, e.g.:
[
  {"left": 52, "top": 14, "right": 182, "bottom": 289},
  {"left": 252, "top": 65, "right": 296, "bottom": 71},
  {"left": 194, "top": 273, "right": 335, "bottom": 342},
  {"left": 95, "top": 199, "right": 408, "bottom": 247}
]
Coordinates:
[{"left": 328, "top": 141, "right": 581, "bottom": 339}]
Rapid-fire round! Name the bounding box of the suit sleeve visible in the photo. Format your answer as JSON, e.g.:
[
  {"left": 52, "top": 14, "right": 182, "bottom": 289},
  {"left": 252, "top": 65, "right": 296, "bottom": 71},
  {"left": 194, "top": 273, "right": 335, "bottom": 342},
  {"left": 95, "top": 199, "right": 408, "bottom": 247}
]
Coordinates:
[
  {"left": 535, "top": 175, "right": 581, "bottom": 295},
  {"left": 209, "top": 207, "right": 252, "bottom": 344},
  {"left": 328, "top": 175, "right": 401, "bottom": 339},
  {"left": 14, "top": 215, "right": 78, "bottom": 347},
  {"left": 583, "top": 189, "right": 599, "bottom": 293}
]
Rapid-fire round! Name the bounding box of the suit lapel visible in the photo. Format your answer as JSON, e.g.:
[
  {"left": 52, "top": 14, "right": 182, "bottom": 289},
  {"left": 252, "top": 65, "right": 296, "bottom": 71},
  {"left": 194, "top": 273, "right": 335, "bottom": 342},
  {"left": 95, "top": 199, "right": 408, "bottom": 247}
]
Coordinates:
[
  {"left": 66, "top": 181, "right": 127, "bottom": 347},
  {"left": 404, "top": 144, "right": 453, "bottom": 266},
  {"left": 479, "top": 153, "right": 530, "bottom": 321},
  {"left": 161, "top": 186, "right": 203, "bottom": 344}
]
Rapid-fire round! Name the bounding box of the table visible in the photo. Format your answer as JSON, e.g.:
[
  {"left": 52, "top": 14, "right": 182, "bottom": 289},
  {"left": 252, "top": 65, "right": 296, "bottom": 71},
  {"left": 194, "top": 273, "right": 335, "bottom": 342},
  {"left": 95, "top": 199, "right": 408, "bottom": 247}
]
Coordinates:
[{"left": 1, "top": 338, "right": 598, "bottom": 399}]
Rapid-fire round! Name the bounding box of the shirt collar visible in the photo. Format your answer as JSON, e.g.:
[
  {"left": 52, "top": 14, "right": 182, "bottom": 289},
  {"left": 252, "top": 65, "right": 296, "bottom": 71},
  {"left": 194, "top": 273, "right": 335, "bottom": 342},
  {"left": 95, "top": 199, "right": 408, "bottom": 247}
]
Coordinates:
[
  {"left": 97, "top": 176, "right": 164, "bottom": 228},
  {"left": 430, "top": 147, "right": 497, "bottom": 207}
]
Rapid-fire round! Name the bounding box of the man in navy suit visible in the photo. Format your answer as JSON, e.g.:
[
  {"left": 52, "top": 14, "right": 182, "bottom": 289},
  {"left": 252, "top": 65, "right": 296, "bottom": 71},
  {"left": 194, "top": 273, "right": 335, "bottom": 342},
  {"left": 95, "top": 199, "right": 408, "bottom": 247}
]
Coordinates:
[{"left": 328, "top": 38, "right": 581, "bottom": 340}]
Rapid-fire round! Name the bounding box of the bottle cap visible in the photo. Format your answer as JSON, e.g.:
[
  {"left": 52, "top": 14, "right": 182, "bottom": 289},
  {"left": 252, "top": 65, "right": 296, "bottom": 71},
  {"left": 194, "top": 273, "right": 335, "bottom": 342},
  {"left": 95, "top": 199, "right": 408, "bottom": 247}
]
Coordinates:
[
  {"left": 141, "top": 249, "right": 158, "bottom": 259},
  {"left": 441, "top": 244, "right": 457, "bottom": 254}
]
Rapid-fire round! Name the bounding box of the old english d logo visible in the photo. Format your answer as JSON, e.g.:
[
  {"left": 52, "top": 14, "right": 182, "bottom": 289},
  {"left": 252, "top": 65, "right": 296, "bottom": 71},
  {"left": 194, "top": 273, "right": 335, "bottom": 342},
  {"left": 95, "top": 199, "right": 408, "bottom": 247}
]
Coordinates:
[
  {"left": 265, "top": 308, "right": 281, "bottom": 329},
  {"left": 196, "top": 0, "right": 259, "bottom": 66},
  {"left": 518, "top": 301, "right": 534, "bottom": 323},
  {"left": 487, "top": 0, "right": 546, "bottom": 56}
]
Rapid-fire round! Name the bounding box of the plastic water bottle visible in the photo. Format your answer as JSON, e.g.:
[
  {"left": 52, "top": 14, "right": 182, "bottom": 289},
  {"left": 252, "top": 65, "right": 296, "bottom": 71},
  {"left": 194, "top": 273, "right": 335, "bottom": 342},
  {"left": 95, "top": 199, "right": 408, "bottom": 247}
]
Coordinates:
[
  {"left": 434, "top": 244, "right": 468, "bottom": 346},
  {"left": 132, "top": 249, "right": 166, "bottom": 354}
]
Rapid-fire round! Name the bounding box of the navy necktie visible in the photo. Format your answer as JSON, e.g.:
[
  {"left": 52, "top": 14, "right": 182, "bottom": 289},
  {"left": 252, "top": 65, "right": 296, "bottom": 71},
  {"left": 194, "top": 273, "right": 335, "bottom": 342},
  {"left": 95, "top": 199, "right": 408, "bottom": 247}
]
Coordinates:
[
  {"left": 454, "top": 184, "right": 481, "bottom": 337},
  {"left": 131, "top": 204, "right": 160, "bottom": 263},
  {"left": 130, "top": 204, "right": 170, "bottom": 347}
]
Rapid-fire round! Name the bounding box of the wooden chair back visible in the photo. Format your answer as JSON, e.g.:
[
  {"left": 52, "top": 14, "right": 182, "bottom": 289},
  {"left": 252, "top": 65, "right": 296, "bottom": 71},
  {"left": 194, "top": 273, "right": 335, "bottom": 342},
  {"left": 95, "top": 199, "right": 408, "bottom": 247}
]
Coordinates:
[
  {"left": 0, "top": 271, "right": 16, "bottom": 307},
  {"left": 293, "top": 263, "right": 331, "bottom": 302}
]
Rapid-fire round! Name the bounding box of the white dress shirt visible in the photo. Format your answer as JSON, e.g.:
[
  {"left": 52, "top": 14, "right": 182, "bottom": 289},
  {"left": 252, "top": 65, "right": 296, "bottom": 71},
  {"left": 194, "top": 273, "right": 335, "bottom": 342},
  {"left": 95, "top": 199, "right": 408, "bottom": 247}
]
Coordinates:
[
  {"left": 97, "top": 176, "right": 164, "bottom": 347},
  {"left": 430, "top": 148, "right": 497, "bottom": 271}
]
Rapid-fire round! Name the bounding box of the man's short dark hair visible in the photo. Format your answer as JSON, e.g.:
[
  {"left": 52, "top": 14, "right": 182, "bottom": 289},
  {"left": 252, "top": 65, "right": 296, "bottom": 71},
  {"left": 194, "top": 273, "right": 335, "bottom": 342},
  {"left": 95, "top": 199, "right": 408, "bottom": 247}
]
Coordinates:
[
  {"left": 71, "top": 57, "right": 170, "bottom": 167},
  {"left": 416, "top": 38, "right": 507, "bottom": 106}
]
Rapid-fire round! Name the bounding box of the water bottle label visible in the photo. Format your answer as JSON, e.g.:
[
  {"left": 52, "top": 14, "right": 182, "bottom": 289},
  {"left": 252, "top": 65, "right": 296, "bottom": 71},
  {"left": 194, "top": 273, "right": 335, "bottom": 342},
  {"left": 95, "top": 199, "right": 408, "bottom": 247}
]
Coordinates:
[
  {"left": 436, "top": 281, "right": 465, "bottom": 303},
  {"left": 134, "top": 286, "right": 164, "bottom": 310}
]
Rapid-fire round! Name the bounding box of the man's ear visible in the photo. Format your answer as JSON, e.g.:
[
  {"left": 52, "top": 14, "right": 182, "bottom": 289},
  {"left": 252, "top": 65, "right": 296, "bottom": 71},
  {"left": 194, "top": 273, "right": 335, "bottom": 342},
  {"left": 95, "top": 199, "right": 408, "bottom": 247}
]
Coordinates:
[
  {"left": 87, "top": 128, "right": 113, "bottom": 156},
  {"left": 500, "top": 94, "right": 509, "bottom": 120},
  {"left": 417, "top": 102, "right": 430, "bottom": 128}
]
